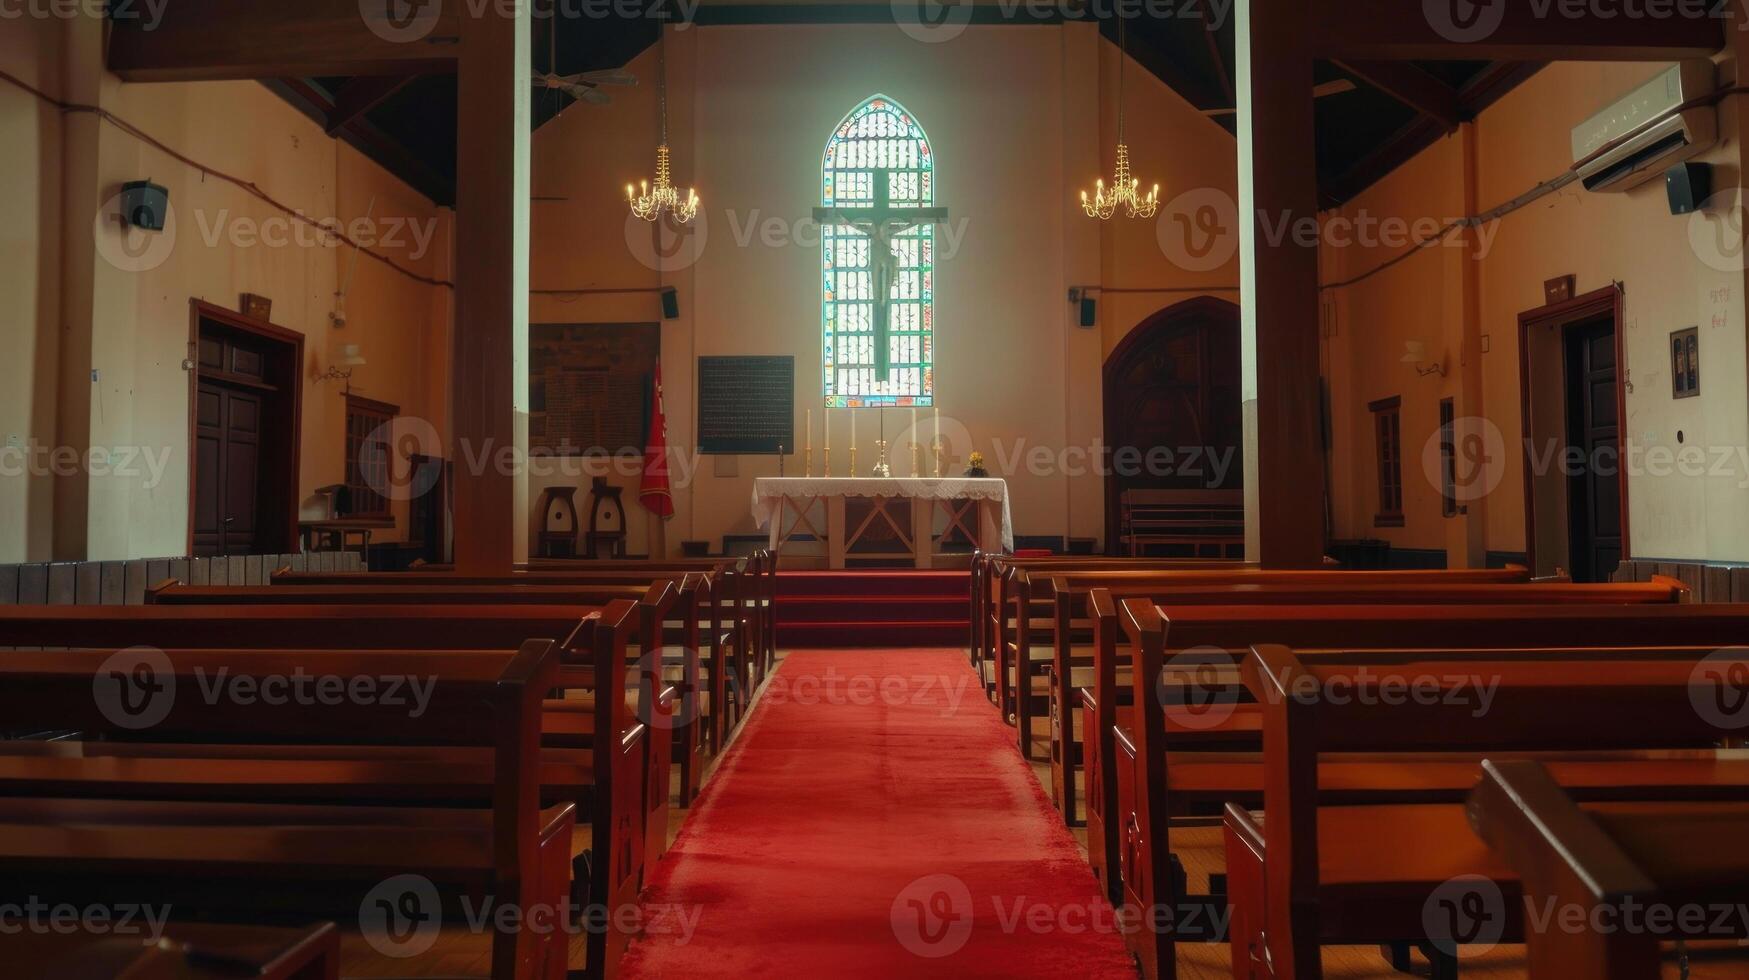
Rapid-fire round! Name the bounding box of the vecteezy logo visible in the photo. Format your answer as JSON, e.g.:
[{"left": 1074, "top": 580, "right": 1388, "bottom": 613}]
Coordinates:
[
  {"left": 1157, "top": 646, "right": 1241, "bottom": 730},
  {"left": 1422, "top": 875, "right": 1505, "bottom": 957},
  {"left": 94, "top": 193, "right": 176, "bottom": 273},
  {"left": 893, "top": 0, "right": 973, "bottom": 44},
  {"left": 1421, "top": 415, "right": 1506, "bottom": 504},
  {"left": 1692, "top": 648, "right": 1749, "bottom": 730},
  {"left": 360, "top": 416, "right": 444, "bottom": 502},
  {"left": 360, "top": 874, "right": 443, "bottom": 958},
  {"left": 93, "top": 647, "right": 175, "bottom": 730},
  {"left": 890, "top": 874, "right": 973, "bottom": 958},
  {"left": 1156, "top": 188, "right": 1238, "bottom": 274},
  {"left": 360, "top": 0, "right": 443, "bottom": 44},
  {"left": 1688, "top": 189, "right": 1749, "bottom": 273},
  {"left": 1424, "top": 0, "right": 1505, "bottom": 44},
  {"left": 624, "top": 208, "right": 709, "bottom": 274}
]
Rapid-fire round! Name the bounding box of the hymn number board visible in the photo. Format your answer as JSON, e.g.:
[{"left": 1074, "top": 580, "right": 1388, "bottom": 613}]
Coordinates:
[
  {"left": 529, "top": 323, "right": 658, "bottom": 456},
  {"left": 698, "top": 356, "right": 795, "bottom": 455}
]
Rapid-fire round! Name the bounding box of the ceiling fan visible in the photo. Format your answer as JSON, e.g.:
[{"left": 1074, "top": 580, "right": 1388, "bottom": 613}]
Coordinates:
[
  {"left": 1202, "top": 79, "right": 1357, "bottom": 117},
  {"left": 530, "top": 1, "right": 636, "bottom": 107}
]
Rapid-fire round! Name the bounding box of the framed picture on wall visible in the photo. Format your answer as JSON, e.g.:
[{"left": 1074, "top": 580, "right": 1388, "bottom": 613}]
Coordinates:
[{"left": 1672, "top": 327, "right": 1699, "bottom": 399}]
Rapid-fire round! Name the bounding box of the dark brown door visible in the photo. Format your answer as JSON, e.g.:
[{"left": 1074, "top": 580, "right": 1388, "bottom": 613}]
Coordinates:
[
  {"left": 1564, "top": 316, "right": 1622, "bottom": 582},
  {"left": 194, "top": 381, "right": 264, "bottom": 556},
  {"left": 1102, "top": 298, "right": 1244, "bottom": 554}
]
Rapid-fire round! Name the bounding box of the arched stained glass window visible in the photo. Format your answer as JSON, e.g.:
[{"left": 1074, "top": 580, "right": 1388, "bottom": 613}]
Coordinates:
[{"left": 821, "top": 95, "right": 935, "bottom": 408}]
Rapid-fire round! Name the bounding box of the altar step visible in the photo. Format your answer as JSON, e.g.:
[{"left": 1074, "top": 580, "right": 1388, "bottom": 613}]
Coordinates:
[{"left": 775, "top": 571, "right": 969, "bottom": 648}]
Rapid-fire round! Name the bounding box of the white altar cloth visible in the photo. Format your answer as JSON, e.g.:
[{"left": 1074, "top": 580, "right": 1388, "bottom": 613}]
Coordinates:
[{"left": 751, "top": 477, "right": 1013, "bottom": 552}]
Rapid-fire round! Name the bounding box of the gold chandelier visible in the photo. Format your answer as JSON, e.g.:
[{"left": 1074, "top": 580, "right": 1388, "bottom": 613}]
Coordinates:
[
  {"left": 1080, "top": 16, "right": 1158, "bottom": 220},
  {"left": 627, "top": 27, "right": 698, "bottom": 224}
]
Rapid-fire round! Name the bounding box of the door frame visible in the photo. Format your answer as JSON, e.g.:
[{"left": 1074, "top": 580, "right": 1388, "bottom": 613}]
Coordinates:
[
  {"left": 186, "top": 299, "right": 305, "bottom": 557},
  {"left": 1101, "top": 295, "right": 1242, "bottom": 555},
  {"left": 1515, "top": 284, "right": 1629, "bottom": 578}
]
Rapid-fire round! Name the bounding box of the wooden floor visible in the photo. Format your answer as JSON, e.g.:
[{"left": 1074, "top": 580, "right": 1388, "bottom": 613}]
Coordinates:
[{"left": 334, "top": 651, "right": 1749, "bottom": 978}]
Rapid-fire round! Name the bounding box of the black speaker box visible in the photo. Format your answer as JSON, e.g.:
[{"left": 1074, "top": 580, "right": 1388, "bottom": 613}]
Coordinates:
[
  {"left": 1666, "top": 162, "right": 1711, "bottom": 216},
  {"left": 1079, "top": 296, "right": 1097, "bottom": 327},
  {"left": 660, "top": 286, "right": 680, "bottom": 320},
  {"left": 120, "top": 180, "right": 169, "bottom": 231}
]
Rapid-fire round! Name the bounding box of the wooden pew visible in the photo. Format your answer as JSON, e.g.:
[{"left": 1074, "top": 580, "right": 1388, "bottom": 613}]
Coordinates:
[
  {"left": 0, "top": 642, "right": 573, "bottom": 980},
  {"left": 389, "top": 551, "right": 779, "bottom": 682},
  {"left": 0, "top": 599, "right": 666, "bottom": 923},
  {"left": 1038, "top": 570, "right": 1621, "bottom": 813},
  {"left": 13, "top": 920, "right": 341, "bottom": 979},
  {"left": 147, "top": 578, "right": 716, "bottom": 809},
  {"left": 991, "top": 563, "right": 1535, "bottom": 723},
  {"left": 272, "top": 563, "right": 763, "bottom": 733},
  {"left": 1223, "top": 648, "right": 1749, "bottom": 980},
  {"left": 1101, "top": 599, "right": 1749, "bottom": 978},
  {"left": 1470, "top": 758, "right": 1749, "bottom": 979},
  {"left": 972, "top": 554, "right": 1257, "bottom": 671}
]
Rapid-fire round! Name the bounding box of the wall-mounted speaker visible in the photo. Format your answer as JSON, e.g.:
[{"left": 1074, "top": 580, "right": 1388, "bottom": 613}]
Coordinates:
[
  {"left": 120, "top": 180, "right": 169, "bottom": 231},
  {"left": 1666, "top": 162, "right": 1711, "bottom": 216},
  {"left": 1079, "top": 296, "right": 1097, "bottom": 328},
  {"left": 660, "top": 286, "right": 680, "bottom": 320}
]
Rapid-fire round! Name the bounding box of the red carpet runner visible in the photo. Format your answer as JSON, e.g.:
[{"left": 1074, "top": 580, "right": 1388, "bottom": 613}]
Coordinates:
[{"left": 621, "top": 649, "right": 1135, "bottom": 977}]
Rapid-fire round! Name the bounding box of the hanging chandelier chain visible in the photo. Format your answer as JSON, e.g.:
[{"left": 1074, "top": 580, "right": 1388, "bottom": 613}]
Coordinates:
[
  {"left": 1078, "top": 11, "right": 1157, "bottom": 220},
  {"left": 627, "top": 17, "right": 699, "bottom": 224}
]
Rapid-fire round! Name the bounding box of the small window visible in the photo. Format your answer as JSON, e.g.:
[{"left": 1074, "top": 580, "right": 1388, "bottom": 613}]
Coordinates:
[
  {"left": 1371, "top": 395, "right": 1403, "bottom": 527},
  {"left": 1438, "top": 397, "right": 1458, "bottom": 518},
  {"left": 345, "top": 395, "right": 398, "bottom": 518}
]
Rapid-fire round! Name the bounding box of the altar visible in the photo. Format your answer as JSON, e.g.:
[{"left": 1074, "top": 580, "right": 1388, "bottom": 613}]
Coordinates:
[{"left": 751, "top": 477, "right": 1012, "bottom": 569}]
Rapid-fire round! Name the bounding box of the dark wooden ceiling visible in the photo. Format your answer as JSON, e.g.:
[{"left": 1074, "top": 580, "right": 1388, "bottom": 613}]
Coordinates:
[{"left": 262, "top": 5, "right": 1539, "bottom": 208}]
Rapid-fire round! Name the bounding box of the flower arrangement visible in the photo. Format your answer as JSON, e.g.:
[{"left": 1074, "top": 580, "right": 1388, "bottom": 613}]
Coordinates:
[{"left": 965, "top": 452, "right": 988, "bottom": 478}]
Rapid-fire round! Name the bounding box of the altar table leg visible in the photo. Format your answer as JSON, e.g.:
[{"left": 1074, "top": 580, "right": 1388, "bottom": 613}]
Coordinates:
[
  {"left": 827, "top": 496, "right": 848, "bottom": 570},
  {"left": 912, "top": 498, "right": 934, "bottom": 570},
  {"left": 977, "top": 499, "right": 1002, "bottom": 554}
]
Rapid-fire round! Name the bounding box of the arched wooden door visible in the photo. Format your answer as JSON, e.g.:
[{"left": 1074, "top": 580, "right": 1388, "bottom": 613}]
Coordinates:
[{"left": 1102, "top": 297, "right": 1244, "bottom": 554}]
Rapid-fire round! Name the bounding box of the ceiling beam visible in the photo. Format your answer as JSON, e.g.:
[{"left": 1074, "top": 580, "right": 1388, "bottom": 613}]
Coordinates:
[
  {"left": 1200, "top": 4, "right": 1236, "bottom": 107},
  {"left": 1333, "top": 60, "right": 1462, "bottom": 129},
  {"left": 109, "top": 0, "right": 463, "bottom": 82},
  {"left": 325, "top": 76, "right": 419, "bottom": 135},
  {"left": 267, "top": 78, "right": 456, "bottom": 206},
  {"left": 1313, "top": 0, "right": 1724, "bottom": 60}
]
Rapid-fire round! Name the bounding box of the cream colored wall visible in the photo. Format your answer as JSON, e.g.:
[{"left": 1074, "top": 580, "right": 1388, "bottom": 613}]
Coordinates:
[
  {"left": 1, "top": 15, "right": 451, "bottom": 562},
  {"left": 529, "top": 22, "right": 1239, "bottom": 554},
  {"left": 1325, "top": 60, "right": 1749, "bottom": 565},
  {"left": 0, "top": 13, "right": 64, "bottom": 563}
]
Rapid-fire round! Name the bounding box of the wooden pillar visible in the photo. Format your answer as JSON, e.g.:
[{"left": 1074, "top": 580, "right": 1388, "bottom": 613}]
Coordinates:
[
  {"left": 1237, "top": 0, "right": 1327, "bottom": 568},
  {"left": 451, "top": 6, "right": 531, "bottom": 573}
]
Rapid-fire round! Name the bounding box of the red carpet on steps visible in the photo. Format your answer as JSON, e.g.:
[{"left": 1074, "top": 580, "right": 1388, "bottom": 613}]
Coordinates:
[
  {"left": 775, "top": 572, "right": 970, "bottom": 648},
  {"left": 621, "top": 649, "right": 1135, "bottom": 978}
]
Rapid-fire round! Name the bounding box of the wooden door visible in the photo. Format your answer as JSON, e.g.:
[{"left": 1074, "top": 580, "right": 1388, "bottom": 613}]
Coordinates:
[
  {"left": 1102, "top": 297, "right": 1244, "bottom": 554},
  {"left": 1564, "top": 316, "right": 1622, "bottom": 583},
  {"left": 194, "top": 382, "right": 264, "bottom": 557}
]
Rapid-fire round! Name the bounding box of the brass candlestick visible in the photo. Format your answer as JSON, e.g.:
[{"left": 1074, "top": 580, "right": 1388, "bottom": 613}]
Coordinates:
[
  {"left": 805, "top": 448, "right": 813, "bottom": 478},
  {"left": 910, "top": 440, "right": 921, "bottom": 477},
  {"left": 823, "top": 447, "right": 831, "bottom": 478},
  {"left": 849, "top": 447, "right": 858, "bottom": 477},
  {"left": 932, "top": 439, "right": 943, "bottom": 478}
]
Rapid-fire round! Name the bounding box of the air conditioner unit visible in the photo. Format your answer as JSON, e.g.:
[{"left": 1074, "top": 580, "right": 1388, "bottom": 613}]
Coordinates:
[{"left": 1572, "top": 60, "right": 1717, "bottom": 194}]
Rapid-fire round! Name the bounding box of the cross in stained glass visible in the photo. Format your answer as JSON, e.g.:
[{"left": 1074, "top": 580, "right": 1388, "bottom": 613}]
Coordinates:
[{"left": 814, "top": 174, "right": 947, "bottom": 381}]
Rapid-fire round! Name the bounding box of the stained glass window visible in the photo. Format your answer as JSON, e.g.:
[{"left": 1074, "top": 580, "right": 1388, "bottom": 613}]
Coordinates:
[{"left": 822, "top": 95, "right": 934, "bottom": 408}]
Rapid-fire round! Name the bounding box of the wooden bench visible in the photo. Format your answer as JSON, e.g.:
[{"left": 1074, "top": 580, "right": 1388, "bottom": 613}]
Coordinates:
[
  {"left": 1470, "top": 758, "right": 1749, "bottom": 979},
  {"left": 1021, "top": 570, "right": 1644, "bottom": 770},
  {"left": 1103, "top": 598, "right": 1743, "bottom": 978},
  {"left": 0, "top": 598, "right": 665, "bottom": 928},
  {"left": 13, "top": 920, "right": 341, "bottom": 979},
  {"left": 986, "top": 562, "right": 1523, "bottom": 707},
  {"left": 0, "top": 643, "right": 573, "bottom": 979},
  {"left": 273, "top": 563, "right": 764, "bottom": 734},
  {"left": 1222, "top": 648, "right": 1749, "bottom": 980},
  {"left": 1119, "top": 489, "right": 1245, "bottom": 558},
  {"left": 147, "top": 577, "right": 718, "bottom": 810}
]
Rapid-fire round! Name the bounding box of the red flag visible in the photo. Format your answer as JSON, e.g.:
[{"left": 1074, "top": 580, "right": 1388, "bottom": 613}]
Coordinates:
[{"left": 640, "top": 359, "right": 675, "bottom": 518}]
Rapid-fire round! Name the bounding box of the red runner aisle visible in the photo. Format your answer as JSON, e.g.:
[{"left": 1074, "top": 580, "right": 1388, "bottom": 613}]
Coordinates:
[{"left": 621, "top": 649, "right": 1135, "bottom": 977}]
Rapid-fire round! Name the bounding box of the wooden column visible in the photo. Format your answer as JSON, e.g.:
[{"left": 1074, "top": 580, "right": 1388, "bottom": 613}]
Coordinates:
[
  {"left": 1237, "top": 0, "right": 1327, "bottom": 568},
  {"left": 451, "top": 6, "right": 531, "bottom": 573}
]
